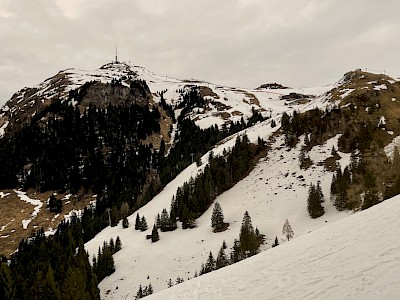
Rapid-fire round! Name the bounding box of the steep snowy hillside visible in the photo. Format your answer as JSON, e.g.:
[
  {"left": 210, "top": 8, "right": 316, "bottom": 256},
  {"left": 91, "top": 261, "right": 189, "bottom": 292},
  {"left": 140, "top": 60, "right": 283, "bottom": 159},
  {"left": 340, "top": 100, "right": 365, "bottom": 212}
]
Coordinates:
[
  {"left": 146, "top": 195, "right": 400, "bottom": 300},
  {"left": 84, "top": 89, "right": 352, "bottom": 298}
]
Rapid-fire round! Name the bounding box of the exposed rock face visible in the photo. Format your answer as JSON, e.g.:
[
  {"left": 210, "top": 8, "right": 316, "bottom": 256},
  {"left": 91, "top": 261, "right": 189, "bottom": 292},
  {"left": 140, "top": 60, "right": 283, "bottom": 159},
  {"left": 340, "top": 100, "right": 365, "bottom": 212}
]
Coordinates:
[
  {"left": 73, "top": 80, "right": 152, "bottom": 111},
  {"left": 0, "top": 64, "right": 154, "bottom": 136}
]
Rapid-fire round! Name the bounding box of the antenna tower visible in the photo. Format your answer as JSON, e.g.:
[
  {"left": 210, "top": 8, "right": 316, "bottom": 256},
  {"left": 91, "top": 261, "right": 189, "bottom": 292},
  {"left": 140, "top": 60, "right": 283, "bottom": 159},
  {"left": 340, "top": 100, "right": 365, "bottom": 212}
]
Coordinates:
[{"left": 115, "top": 45, "right": 118, "bottom": 63}]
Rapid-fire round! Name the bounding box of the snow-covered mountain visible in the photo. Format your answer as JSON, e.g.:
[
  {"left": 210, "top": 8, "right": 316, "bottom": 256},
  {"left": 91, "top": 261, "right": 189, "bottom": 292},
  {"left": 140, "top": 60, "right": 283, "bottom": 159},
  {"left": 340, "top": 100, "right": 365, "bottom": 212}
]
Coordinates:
[
  {"left": 145, "top": 194, "right": 400, "bottom": 300},
  {"left": 0, "top": 61, "right": 333, "bottom": 136},
  {"left": 81, "top": 65, "right": 400, "bottom": 299},
  {"left": 2, "top": 60, "right": 400, "bottom": 299}
]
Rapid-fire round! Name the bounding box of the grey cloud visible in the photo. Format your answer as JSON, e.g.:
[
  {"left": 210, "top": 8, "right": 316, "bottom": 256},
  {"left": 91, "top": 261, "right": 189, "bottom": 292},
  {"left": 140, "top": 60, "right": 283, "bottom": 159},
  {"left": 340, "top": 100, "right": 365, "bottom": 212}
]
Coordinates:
[{"left": 1, "top": 0, "right": 400, "bottom": 104}]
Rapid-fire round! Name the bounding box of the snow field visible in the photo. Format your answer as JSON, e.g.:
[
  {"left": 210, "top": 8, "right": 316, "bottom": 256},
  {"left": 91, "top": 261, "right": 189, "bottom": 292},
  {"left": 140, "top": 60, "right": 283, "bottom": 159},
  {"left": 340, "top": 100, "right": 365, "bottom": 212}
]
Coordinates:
[{"left": 146, "top": 195, "right": 400, "bottom": 300}]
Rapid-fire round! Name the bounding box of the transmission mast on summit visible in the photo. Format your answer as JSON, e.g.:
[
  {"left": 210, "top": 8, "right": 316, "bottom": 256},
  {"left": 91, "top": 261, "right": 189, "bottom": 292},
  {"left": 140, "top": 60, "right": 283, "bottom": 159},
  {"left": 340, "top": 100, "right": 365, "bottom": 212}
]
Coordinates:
[{"left": 115, "top": 45, "right": 118, "bottom": 63}]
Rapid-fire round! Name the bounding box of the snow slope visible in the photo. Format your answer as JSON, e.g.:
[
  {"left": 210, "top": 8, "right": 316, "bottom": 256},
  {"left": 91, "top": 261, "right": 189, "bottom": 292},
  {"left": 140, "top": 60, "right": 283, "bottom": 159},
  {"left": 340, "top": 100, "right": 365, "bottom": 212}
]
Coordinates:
[
  {"left": 147, "top": 195, "right": 400, "bottom": 300},
  {"left": 84, "top": 91, "right": 351, "bottom": 299}
]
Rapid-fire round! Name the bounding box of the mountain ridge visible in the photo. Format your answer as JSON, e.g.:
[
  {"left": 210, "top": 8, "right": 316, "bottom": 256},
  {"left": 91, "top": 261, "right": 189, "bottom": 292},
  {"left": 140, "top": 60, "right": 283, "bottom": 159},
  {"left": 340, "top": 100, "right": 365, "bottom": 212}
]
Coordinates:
[
  {"left": 0, "top": 61, "right": 335, "bottom": 138},
  {"left": 1, "top": 62, "right": 400, "bottom": 299}
]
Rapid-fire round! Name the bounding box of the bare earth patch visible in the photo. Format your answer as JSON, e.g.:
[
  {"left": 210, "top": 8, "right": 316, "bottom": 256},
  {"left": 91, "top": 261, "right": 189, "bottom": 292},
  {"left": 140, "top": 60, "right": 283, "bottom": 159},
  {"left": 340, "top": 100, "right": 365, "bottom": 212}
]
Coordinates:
[{"left": 0, "top": 189, "right": 95, "bottom": 256}]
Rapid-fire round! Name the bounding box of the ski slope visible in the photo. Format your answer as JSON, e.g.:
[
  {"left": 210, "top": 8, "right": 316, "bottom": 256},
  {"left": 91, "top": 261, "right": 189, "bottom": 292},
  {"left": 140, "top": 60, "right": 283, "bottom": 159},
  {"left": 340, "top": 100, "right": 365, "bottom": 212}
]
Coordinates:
[
  {"left": 84, "top": 91, "right": 352, "bottom": 299},
  {"left": 146, "top": 195, "right": 400, "bottom": 300}
]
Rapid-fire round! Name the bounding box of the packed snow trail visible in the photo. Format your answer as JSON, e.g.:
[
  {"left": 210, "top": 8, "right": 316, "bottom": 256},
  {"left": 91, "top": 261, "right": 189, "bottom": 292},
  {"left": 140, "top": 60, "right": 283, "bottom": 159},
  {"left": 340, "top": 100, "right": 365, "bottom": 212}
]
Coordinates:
[{"left": 147, "top": 196, "right": 400, "bottom": 300}]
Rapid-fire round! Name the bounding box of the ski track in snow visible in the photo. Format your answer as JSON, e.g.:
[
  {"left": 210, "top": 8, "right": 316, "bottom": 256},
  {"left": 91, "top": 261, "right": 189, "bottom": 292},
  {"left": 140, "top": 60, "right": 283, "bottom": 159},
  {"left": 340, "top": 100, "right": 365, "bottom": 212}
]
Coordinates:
[{"left": 147, "top": 196, "right": 400, "bottom": 300}]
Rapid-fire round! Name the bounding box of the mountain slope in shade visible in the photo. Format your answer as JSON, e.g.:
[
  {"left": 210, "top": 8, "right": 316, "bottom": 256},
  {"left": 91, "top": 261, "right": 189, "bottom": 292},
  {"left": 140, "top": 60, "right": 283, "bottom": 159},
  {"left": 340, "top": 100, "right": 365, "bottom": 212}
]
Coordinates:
[{"left": 146, "top": 195, "right": 400, "bottom": 300}]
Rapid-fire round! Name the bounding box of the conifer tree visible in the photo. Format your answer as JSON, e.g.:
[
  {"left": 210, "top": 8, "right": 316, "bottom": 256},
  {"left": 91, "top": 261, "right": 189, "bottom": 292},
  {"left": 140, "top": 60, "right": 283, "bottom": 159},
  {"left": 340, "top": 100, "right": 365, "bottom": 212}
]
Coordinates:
[
  {"left": 160, "top": 208, "right": 170, "bottom": 231},
  {"left": 216, "top": 246, "right": 229, "bottom": 269},
  {"left": 122, "top": 216, "right": 129, "bottom": 228},
  {"left": 136, "top": 284, "right": 143, "bottom": 299},
  {"left": 156, "top": 213, "right": 161, "bottom": 229},
  {"left": 272, "top": 236, "right": 279, "bottom": 247},
  {"left": 222, "top": 240, "right": 227, "bottom": 249},
  {"left": 43, "top": 266, "right": 61, "bottom": 300},
  {"left": 147, "top": 283, "right": 153, "bottom": 295},
  {"left": 282, "top": 219, "right": 294, "bottom": 241},
  {"left": 331, "top": 165, "right": 348, "bottom": 211},
  {"left": 230, "top": 238, "right": 243, "bottom": 263},
  {"left": 89, "top": 273, "right": 100, "bottom": 300},
  {"left": 135, "top": 213, "right": 140, "bottom": 230},
  {"left": 140, "top": 216, "right": 148, "bottom": 231},
  {"left": 239, "top": 211, "right": 258, "bottom": 255},
  {"left": 362, "top": 190, "right": 379, "bottom": 210},
  {"left": 62, "top": 267, "right": 89, "bottom": 300},
  {"left": 115, "top": 236, "right": 122, "bottom": 252},
  {"left": 307, "top": 183, "right": 325, "bottom": 218},
  {"left": 204, "top": 251, "right": 216, "bottom": 273},
  {"left": 176, "top": 277, "right": 184, "bottom": 284},
  {"left": 0, "top": 263, "right": 16, "bottom": 300},
  {"left": 211, "top": 202, "right": 224, "bottom": 230},
  {"left": 109, "top": 238, "right": 115, "bottom": 254},
  {"left": 151, "top": 224, "right": 159, "bottom": 243},
  {"left": 167, "top": 278, "right": 173, "bottom": 288}
]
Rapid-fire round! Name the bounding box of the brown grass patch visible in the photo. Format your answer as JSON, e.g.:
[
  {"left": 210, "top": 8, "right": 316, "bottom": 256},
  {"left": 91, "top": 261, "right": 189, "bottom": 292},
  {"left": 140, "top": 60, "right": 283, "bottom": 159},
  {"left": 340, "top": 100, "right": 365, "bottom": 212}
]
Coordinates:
[
  {"left": 199, "top": 86, "right": 220, "bottom": 99},
  {"left": 0, "top": 189, "right": 95, "bottom": 256},
  {"left": 217, "top": 112, "right": 231, "bottom": 120},
  {"left": 330, "top": 70, "right": 395, "bottom": 103},
  {"left": 295, "top": 99, "right": 311, "bottom": 105},
  {"left": 244, "top": 92, "right": 260, "bottom": 107}
]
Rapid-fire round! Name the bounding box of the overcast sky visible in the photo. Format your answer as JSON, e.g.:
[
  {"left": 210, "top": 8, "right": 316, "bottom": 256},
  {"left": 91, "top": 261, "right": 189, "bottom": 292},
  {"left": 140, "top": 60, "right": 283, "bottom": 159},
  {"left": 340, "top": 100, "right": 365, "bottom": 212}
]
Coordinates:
[{"left": 1, "top": 0, "right": 399, "bottom": 105}]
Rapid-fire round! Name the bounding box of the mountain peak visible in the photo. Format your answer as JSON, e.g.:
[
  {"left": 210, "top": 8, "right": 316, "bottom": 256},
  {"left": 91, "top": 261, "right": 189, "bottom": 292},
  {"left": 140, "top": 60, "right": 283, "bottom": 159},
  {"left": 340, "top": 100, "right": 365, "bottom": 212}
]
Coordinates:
[{"left": 100, "top": 61, "right": 132, "bottom": 70}]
